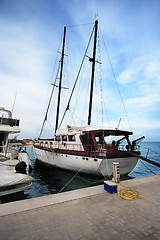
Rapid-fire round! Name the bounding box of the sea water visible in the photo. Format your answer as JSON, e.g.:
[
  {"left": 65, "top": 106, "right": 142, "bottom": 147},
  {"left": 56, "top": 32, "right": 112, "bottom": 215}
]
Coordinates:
[
  {"left": 129, "top": 142, "right": 160, "bottom": 178},
  {"left": 1, "top": 142, "right": 160, "bottom": 203}
]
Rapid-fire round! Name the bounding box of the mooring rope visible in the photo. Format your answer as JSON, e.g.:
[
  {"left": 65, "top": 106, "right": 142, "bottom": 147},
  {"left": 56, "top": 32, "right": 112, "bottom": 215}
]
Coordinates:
[
  {"left": 139, "top": 159, "right": 156, "bottom": 175},
  {"left": 58, "top": 161, "right": 89, "bottom": 193},
  {"left": 76, "top": 174, "right": 108, "bottom": 184}
]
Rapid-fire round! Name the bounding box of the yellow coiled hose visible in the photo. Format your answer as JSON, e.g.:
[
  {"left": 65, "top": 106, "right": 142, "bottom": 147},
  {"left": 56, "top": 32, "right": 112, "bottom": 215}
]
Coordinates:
[{"left": 117, "top": 182, "right": 142, "bottom": 200}]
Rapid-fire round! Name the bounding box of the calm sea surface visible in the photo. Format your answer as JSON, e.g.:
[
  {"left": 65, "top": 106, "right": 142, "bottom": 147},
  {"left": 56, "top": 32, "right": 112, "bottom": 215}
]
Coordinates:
[{"left": 1, "top": 142, "right": 160, "bottom": 203}]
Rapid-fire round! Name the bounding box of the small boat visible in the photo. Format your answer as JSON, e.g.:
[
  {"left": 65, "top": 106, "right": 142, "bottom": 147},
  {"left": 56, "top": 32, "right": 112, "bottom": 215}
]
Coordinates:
[
  {"left": 0, "top": 107, "right": 33, "bottom": 196},
  {"left": 34, "top": 20, "right": 144, "bottom": 177}
]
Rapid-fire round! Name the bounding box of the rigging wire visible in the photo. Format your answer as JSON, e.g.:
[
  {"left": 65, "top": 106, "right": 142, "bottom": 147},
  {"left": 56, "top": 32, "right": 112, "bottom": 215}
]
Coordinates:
[
  {"left": 97, "top": 30, "right": 104, "bottom": 125},
  {"left": 59, "top": 25, "right": 95, "bottom": 128},
  {"left": 61, "top": 31, "right": 74, "bottom": 93},
  {"left": 68, "top": 109, "right": 86, "bottom": 125},
  {"left": 39, "top": 63, "right": 61, "bottom": 139},
  {"left": 71, "top": 66, "right": 91, "bottom": 124},
  {"left": 67, "top": 22, "right": 94, "bottom": 28},
  {"left": 50, "top": 34, "right": 63, "bottom": 84},
  {"left": 149, "top": 156, "right": 160, "bottom": 161},
  {"left": 141, "top": 146, "right": 158, "bottom": 155},
  {"left": 99, "top": 27, "right": 133, "bottom": 134},
  {"left": 93, "top": 74, "right": 98, "bottom": 124},
  {"left": 82, "top": 73, "right": 91, "bottom": 122},
  {"left": 38, "top": 34, "right": 63, "bottom": 138}
]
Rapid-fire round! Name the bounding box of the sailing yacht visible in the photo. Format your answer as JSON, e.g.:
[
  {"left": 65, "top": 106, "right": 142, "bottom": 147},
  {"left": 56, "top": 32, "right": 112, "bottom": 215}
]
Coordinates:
[{"left": 34, "top": 20, "right": 144, "bottom": 177}]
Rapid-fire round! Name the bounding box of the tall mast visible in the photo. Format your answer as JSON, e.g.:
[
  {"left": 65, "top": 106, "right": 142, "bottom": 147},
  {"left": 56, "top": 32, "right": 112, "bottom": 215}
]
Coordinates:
[
  {"left": 55, "top": 26, "right": 66, "bottom": 133},
  {"left": 88, "top": 20, "right": 98, "bottom": 125}
]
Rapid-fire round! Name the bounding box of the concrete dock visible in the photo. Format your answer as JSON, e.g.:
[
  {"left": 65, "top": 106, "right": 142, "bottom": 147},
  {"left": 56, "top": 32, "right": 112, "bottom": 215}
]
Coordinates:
[{"left": 0, "top": 174, "right": 160, "bottom": 240}]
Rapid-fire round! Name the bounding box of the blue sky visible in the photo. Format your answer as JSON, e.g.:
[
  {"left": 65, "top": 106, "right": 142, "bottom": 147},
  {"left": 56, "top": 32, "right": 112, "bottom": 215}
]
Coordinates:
[{"left": 0, "top": 0, "right": 160, "bottom": 141}]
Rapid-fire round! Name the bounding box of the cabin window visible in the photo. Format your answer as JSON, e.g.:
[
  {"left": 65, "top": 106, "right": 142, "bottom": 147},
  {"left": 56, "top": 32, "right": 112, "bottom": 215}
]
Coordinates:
[
  {"left": 68, "top": 135, "right": 75, "bottom": 142},
  {"left": 95, "top": 133, "right": 105, "bottom": 144},
  {"left": 55, "top": 136, "right": 61, "bottom": 142},
  {"left": 62, "top": 135, "right": 67, "bottom": 141},
  {"left": 95, "top": 136, "right": 99, "bottom": 143}
]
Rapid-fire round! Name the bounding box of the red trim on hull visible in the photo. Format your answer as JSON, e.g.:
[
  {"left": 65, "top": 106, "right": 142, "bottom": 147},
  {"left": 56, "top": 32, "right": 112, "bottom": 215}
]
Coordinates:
[{"left": 34, "top": 144, "right": 140, "bottom": 159}]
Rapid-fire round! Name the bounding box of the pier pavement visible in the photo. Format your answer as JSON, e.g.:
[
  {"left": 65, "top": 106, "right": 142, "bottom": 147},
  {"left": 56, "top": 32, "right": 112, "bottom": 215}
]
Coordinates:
[{"left": 0, "top": 174, "right": 160, "bottom": 240}]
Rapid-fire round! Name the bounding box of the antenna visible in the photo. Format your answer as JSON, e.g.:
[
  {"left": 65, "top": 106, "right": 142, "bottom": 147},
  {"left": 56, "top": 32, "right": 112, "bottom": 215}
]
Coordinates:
[
  {"left": 95, "top": 12, "right": 98, "bottom": 21},
  {"left": 116, "top": 118, "right": 121, "bottom": 130},
  {"left": 12, "top": 92, "right": 17, "bottom": 114}
]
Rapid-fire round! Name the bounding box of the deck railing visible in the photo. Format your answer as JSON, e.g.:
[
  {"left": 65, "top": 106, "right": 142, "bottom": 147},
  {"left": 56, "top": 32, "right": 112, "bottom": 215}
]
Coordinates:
[
  {"left": 56, "top": 143, "right": 83, "bottom": 151},
  {"left": 37, "top": 141, "right": 141, "bottom": 153},
  {"left": 118, "top": 145, "right": 140, "bottom": 151}
]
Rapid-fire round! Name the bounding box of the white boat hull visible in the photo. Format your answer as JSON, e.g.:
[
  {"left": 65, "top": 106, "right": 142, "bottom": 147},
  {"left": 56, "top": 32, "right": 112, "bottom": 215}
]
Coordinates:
[
  {"left": 34, "top": 147, "right": 138, "bottom": 176},
  {"left": 0, "top": 169, "right": 33, "bottom": 196},
  {"left": 0, "top": 153, "right": 33, "bottom": 196},
  {"left": 0, "top": 182, "right": 32, "bottom": 197}
]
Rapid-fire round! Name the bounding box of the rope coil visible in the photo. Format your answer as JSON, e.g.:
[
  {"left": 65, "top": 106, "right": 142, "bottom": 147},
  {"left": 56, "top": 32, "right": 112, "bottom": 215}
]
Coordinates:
[{"left": 117, "top": 182, "right": 142, "bottom": 200}]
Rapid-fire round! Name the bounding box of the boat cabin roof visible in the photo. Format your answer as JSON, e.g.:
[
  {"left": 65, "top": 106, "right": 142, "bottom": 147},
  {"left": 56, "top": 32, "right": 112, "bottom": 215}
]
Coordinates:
[
  {"left": 55, "top": 125, "right": 133, "bottom": 137},
  {"left": 83, "top": 129, "right": 133, "bottom": 137}
]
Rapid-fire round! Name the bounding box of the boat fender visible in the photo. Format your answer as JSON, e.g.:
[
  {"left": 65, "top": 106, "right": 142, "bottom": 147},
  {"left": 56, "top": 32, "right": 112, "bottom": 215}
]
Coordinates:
[{"left": 15, "top": 161, "right": 27, "bottom": 174}]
